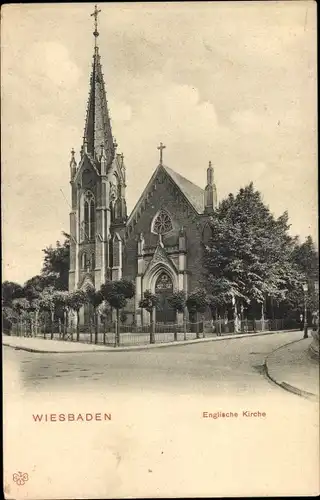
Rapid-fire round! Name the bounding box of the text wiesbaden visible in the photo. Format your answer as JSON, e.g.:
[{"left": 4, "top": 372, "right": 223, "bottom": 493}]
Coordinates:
[{"left": 32, "top": 413, "right": 112, "bottom": 422}]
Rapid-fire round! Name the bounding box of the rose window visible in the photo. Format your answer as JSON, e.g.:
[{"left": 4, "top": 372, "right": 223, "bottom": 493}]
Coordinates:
[{"left": 153, "top": 211, "right": 173, "bottom": 235}]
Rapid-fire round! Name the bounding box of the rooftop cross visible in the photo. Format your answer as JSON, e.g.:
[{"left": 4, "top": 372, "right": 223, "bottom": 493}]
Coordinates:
[
  {"left": 91, "top": 5, "right": 101, "bottom": 45},
  {"left": 157, "top": 142, "right": 166, "bottom": 166}
]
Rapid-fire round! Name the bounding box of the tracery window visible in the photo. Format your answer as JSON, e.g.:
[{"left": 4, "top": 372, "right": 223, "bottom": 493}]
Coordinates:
[
  {"left": 152, "top": 210, "right": 173, "bottom": 235},
  {"left": 81, "top": 191, "right": 95, "bottom": 241},
  {"left": 155, "top": 273, "right": 173, "bottom": 292}
]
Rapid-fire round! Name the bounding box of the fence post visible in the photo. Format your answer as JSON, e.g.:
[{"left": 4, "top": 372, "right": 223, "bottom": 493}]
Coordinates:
[
  {"left": 174, "top": 322, "right": 177, "bottom": 342},
  {"left": 150, "top": 308, "right": 155, "bottom": 344},
  {"left": 195, "top": 313, "right": 200, "bottom": 339},
  {"left": 216, "top": 319, "right": 220, "bottom": 336},
  {"left": 103, "top": 318, "right": 106, "bottom": 345},
  {"left": 94, "top": 313, "right": 98, "bottom": 345},
  {"left": 89, "top": 320, "right": 93, "bottom": 344},
  {"left": 50, "top": 312, "right": 54, "bottom": 340},
  {"left": 64, "top": 312, "right": 67, "bottom": 339},
  {"left": 115, "top": 317, "right": 119, "bottom": 347},
  {"left": 183, "top": 315, "right": 187, "bottom": 341}
]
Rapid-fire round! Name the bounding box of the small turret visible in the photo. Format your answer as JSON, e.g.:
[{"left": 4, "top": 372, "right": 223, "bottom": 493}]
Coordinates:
[
  {"left": 138, "top": 232, "right": 145, "bottom": 255},
  {"left": 179, "top": 226, "right": 186, "bottom": 251},
  {"left": 70, "top": 148, "right": 77, "bottom": 180},
  {"left": 100, "top": 143, "right": 107, "bottom": 175},
  {"left": 120, "top": 153, "right": 126, "bottom": 183},
  {"left": 204, "top": 161, "right": 217, "bottom": 214}
]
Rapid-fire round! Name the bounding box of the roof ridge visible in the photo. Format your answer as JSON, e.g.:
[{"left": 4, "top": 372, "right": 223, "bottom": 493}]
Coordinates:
[{"left": 163, "top": 165, "right": 204, "bottom": 191}]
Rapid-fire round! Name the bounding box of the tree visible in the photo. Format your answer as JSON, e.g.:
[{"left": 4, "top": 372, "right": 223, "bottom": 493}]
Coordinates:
[
  {"left": 2, "top": 282, "right": 25, "bottom": 334},
  {"left": 51, "top": 290, "right": 70, "bottom": 336},
  {"left": 66, "top": 290, "right": 88, "bottom": 341},
  {"left": 186, "top": 288, "right": 207, "bottom": 338},
  {"left": 24, "top": 275, "right": 56, "bottom": 295},
  {"left": 12, "top": 298, "right": 30, "bottom": 335},
  {"left": 41, "top": 233, "right": 70, "bottom": 290},
  {"left": 12, "top": 297, "right": 30, "bottom": 316},
  {"left": 38, "top": 287, "right": 56, "bottom": 339},
  {"left": 280, "top": 236, "right": 319, "bottom": 319},
  {"left": 203, "top": 183, "right": 299, "bottom": 321},
  {"left": 139, "top": 290, "right": 159, "bottom": 344},
  {"left": 204, "top": 278, "right": 235, "bottom": 319},
  {"left": 139, "top": 290, "right": 158, "bottom": 318},
  {"left": 2, "top": 281, "right": 24, "bottom": 307},
  {"left": 101, "top": 279, "right": 135, "bottom": 347},
  {"left": 86, "top": 287, "right": 104, "bottom": 344},
  {"left": 2, "top": 306, "right": 18, "bottom": 334},
  {"left": 167, "top": 291, "right": 186, "bottom": 317},
  {"left": 167, "top": 291, "right": 187, "bottom": 340},
  {"left": 22, "top": 278, "right": 47, "bottom": 336},
  {"left": 99, "top": 300, "right": 112, "bottom": 323}
]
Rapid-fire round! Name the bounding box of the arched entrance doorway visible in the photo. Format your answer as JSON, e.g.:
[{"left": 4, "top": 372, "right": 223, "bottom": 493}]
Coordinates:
[{"left": 155, "top": 272, "right": 176, "bottom": 323}]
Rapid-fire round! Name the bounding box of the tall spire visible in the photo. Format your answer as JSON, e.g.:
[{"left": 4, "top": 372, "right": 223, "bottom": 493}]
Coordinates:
[{"left": 83, "top": 5, "right": 115, "bottom": 167}]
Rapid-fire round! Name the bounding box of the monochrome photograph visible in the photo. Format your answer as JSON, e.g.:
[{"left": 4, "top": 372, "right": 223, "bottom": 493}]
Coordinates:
[{"left": 2, "top": 2, "right": 319, "bottom": 498}]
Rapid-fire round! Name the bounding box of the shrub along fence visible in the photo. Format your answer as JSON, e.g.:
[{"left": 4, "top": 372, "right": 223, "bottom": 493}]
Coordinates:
[{"left": 7, "top": 317, "right": 300, "bottom": 347}]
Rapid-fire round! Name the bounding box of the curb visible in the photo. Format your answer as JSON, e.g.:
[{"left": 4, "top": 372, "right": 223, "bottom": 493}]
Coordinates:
[
  {"left": 2, "top": 329, "right": 297, "bottom": 354},
  {"left": 264, "top": 338, "right": 319, "bottom": 403}
]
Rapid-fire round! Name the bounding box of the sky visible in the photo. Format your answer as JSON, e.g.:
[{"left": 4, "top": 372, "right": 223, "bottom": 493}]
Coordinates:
[{"left": 1, "top": 2, "right": 317, "bottom": 285}]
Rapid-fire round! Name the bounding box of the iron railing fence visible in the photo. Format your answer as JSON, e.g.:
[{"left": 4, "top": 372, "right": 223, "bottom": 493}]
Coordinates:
[{"left": 7, "top": 318, "right": 300, "bottom": 346}]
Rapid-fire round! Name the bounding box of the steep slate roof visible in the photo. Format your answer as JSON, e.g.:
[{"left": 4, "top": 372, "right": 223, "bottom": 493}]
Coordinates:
[
  {"left": 163, "top": 166, "right": 205, "bottom": 214},
  {"left": 127, "top": 164, "right": 204, "bottom": 224}
]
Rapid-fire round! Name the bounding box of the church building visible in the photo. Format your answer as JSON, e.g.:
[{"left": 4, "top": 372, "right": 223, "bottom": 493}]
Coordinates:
[{"left": 68, "top": 7, "right": 218, "bottom": 325}]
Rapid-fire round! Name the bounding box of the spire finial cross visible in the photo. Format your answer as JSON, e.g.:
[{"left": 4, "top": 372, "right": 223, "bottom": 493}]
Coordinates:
[
  {"left": 157, "top": 142, "right": 166, "bottom": 166},
  {"left": 91, "top": 5, "right": 101, "bottom": 44}
]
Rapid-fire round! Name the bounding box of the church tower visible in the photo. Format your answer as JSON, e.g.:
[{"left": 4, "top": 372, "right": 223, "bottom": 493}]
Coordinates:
[{"left": 68, "top": 5, "right": 127, "bottom": 304}]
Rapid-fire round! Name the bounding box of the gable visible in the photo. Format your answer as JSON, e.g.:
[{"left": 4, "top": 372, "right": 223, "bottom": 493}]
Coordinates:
[
  {"left": 73, "top": 153, "right": 100, "bottom": 186},
  {"left": 144, "top": 242, "right": 178, "bottom": 277},
  {"left": 127, "top": 164, "right": 204, "bottom": 227}
]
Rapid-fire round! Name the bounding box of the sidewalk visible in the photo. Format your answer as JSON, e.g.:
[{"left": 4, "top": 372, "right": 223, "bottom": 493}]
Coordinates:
[
  {"left": 265, "top": 337, "right": 319, "bottom": 402},
  {"left": 2, "top": 329, "right": 296, "bottom": 354}
]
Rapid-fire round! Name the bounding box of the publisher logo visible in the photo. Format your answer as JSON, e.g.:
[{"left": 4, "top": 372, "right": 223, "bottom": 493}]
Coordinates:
[{"left": 13, "top": 472, "right": 29, "bottom": 486}]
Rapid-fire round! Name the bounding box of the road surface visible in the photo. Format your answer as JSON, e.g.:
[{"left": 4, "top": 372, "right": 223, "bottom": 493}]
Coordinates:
[
  {"left": 3, "top": 331, "right": 319, "bottom": 499},
  {"left": 1, "top": 330, "right": 311, "bottom": 396}
]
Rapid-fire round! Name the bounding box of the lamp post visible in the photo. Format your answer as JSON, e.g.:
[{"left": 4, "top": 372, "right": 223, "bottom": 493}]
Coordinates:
[
  {"left": 302, "top": 283, "right": 308, "bottom": 339},
  {"left": 313, "top": 281, "right": 319, "bottom": 333}
]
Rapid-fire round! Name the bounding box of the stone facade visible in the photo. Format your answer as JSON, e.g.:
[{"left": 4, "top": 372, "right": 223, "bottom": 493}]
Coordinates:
[{"left": 68, "top": 31, "right": 218, "bottom": 325}]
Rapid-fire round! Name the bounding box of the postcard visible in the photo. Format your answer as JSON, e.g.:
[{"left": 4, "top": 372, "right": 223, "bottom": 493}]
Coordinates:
[{"left": 2, "top": 2, "right": 319, "bottom": 498}]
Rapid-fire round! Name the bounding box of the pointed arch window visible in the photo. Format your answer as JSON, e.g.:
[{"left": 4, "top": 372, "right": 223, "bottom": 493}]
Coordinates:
[
  {"left": 152, "top": 210, "right": 173, "bottom": 235},
  {"left": 81, "top": 252, "right": 87, "bottom": 270},
  {"left": 81, "top": 191, "right": 95, "bottom": 241}
]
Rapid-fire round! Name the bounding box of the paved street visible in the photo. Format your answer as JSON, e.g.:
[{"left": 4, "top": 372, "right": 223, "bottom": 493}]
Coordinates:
[
  {"left": 3, "top": 330, "right": 319, "bottom": 498},
  {"left": 2, "top": 330, "right": 310, "bottom": 396}
]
